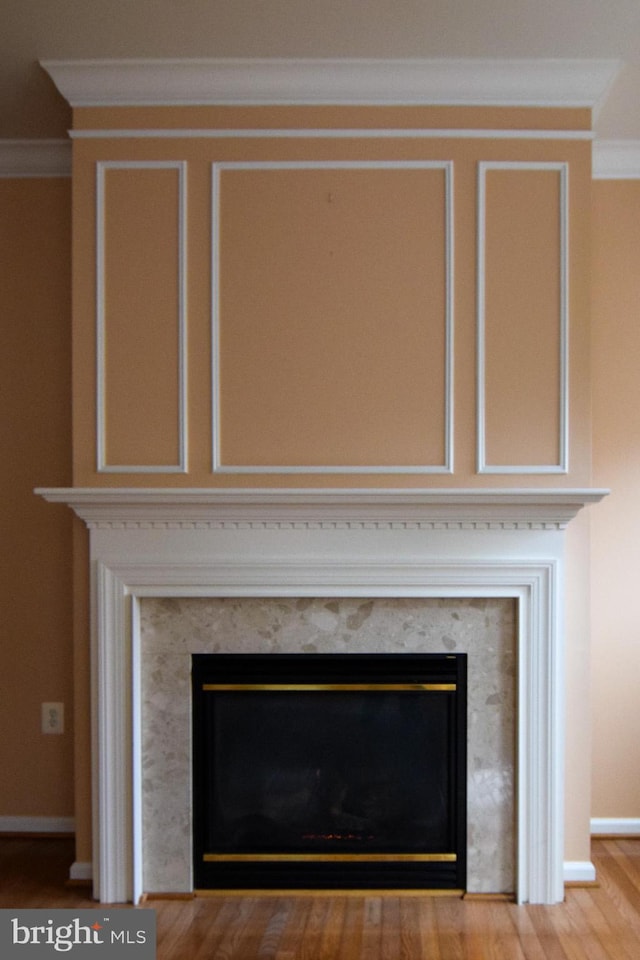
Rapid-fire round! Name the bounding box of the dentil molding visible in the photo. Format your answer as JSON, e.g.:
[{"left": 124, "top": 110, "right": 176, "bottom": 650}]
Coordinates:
[{"left": 36, "top": 487, "right": 608, "bottom": 530}]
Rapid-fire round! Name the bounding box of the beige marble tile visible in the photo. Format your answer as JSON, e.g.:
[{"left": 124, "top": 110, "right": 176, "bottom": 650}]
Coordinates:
[{"left": 140, "top": 597, "right": 516, "bottom": 894}]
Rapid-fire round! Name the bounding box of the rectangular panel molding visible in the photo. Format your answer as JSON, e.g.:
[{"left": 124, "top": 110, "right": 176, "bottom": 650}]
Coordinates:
[
  {"left": 96, "top": 160, "right": 188, "bottom": 473},
  {"left": 477, "top": 161, "right": 569, "bottom": 474},
  {"left": 211, "top": 160, "right": 454, "bottom": 475}
]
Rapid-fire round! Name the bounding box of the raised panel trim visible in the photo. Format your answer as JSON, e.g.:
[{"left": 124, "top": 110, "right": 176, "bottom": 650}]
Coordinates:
[
  {"left": 96, "top": 160, "right": 188, "bottom": 474},
  {"left": 211, "top": 159, "right": 454, "bottom": 475},
  {"left": 477, "top": 161, "right": 569, "bottom": 475}
]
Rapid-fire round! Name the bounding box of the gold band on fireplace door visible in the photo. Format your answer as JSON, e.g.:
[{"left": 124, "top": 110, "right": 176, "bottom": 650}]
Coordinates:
[
  {"left": 203, "top": 853, "right": 457, "bottom": 862},
  {"left": 202, "top": 683, "right": 456, "bottom": 692}
]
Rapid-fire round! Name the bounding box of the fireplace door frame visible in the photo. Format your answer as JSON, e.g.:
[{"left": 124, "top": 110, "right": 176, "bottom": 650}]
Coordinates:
[{"left": 192, "top": 652, "right": 468, "bottom": 890}]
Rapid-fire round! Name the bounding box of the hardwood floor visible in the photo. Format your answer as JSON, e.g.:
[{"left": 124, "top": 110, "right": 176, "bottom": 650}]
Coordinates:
[{"left": 2, "top": 837, "right": 640, "bottom": 958}]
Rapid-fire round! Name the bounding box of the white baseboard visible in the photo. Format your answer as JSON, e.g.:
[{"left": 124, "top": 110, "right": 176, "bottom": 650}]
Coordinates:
[
  {"left": 563, "top": 860, "right": 597, "bottom": 884},
  {"left": 69, "top": 861, "right": 93, "bottom": 882},
  {"left": 0, "top": 817, "right": 89, "bottom": 884},
  {"left": 0, "top": 816, "right": 75, "bottom": 834},
  {"left": 591, "top": 817, "right": 640, "bottom": 836}
]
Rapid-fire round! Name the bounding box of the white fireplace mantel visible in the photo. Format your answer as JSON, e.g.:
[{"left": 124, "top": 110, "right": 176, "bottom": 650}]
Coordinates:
[
  {"left": 37, "top": 486, "right": 606, "bottom": 528},
  {"left": 37, "top": 486, "right": 607, "bottom": 905}
]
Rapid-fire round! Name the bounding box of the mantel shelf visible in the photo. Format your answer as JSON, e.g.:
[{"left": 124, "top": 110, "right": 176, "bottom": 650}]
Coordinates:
[{"left": 36, "top": 486, "right": 608, "bottom": 530}]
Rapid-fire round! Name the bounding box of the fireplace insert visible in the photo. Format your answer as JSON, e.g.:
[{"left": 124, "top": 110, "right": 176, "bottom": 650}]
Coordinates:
[{"left": 192, "top": 652, "right": 467, "bottom": 890}]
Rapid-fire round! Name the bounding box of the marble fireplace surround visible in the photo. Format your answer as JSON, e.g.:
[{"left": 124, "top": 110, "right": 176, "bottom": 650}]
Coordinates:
[
  {"left": 144, "top": 595, "right": 513, "bottom": 896},
  {"left": 37, "top": 486, "right": 606, "bottom": 905}
]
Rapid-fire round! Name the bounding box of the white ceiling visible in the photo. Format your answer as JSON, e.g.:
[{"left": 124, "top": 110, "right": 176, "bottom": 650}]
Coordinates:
[{"left": 3, "top": 0, "right": 640, "bottom": 140}]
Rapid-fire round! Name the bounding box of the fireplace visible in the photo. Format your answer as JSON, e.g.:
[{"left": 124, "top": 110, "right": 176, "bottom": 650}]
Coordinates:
[
  {"left": 191, "top": 653, "right": 467, "bottom": 890},
  {"left": 36, "top": 486, "right": 607, "bottom": 904},
  {"left": 142, "top": 595, "right": 511, "bottom": 896}
]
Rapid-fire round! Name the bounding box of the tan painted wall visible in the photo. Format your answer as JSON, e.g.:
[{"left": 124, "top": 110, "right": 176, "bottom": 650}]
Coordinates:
[
  {"left": 591, "top": 180, "right": 640, "bottom": 819},
  {"left": 0, "top": 178, "right": 74, "bottom": 820}
]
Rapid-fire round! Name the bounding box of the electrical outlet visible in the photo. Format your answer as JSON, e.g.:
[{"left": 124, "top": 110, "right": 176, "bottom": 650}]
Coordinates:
[{"left": 42, "top": 702, "right": 64, "bottom": 735}]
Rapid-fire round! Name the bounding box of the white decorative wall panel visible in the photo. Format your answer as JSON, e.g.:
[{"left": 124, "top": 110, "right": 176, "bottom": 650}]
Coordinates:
[
  {"left": 211, "top": 160, "right": 454, "bottom": 474},
  {"left": 96, "top": 160, "right": 188, "bottom": 473},
  {"left": 477, "top": 161, "right": 569, "bottom": 475}
]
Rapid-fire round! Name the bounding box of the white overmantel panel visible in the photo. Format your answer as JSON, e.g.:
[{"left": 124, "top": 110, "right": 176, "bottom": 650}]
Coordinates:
[{"left": 36, "top": 486, "right": 607, "bottom": 906}]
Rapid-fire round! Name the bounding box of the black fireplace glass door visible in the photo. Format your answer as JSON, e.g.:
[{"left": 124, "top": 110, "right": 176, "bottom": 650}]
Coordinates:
[
  {"left": 192, "top": 653, "right": 466, "bottom": 890},
  {"left": 207, "top": 690, "right": 451, "bottom": 854}
]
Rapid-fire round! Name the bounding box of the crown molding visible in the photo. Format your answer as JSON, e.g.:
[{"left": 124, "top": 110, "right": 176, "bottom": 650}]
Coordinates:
[
  {"left": 35, "top": 486, "right": 608, "bottom": 530},
  {"left": 8, "top": 131, "right": 640, "bottom": 181},
  {"left": 0, "top": 139, "right": 71, "bottom": 178},
  {"left": 40, "top": 57, "right": 620, "bottom": 110},
  {"left": 592, "top": 139, "right": 640, "bottom": 179},
  {"left": 7, "top": 134, "right": 638, "bottom": 181}
]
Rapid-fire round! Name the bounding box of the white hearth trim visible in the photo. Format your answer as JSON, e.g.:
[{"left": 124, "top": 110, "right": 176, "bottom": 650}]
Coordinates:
[{"left": 35, "top": 487, "right": 607, "bottom": 906}]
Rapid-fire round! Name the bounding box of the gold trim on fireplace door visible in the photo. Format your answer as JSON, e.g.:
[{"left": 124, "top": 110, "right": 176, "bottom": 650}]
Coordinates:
[
  {"left": 202, "top": 683, "right": 456, "bottom": 692},
  {"left": 203, "top": 853, "right": 457, "bottom": 862}
]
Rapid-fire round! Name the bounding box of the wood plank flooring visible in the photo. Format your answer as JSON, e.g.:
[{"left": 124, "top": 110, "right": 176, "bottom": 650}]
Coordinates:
[{"left": 2, "top": 837, "right": 640, "bottom": 958}]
